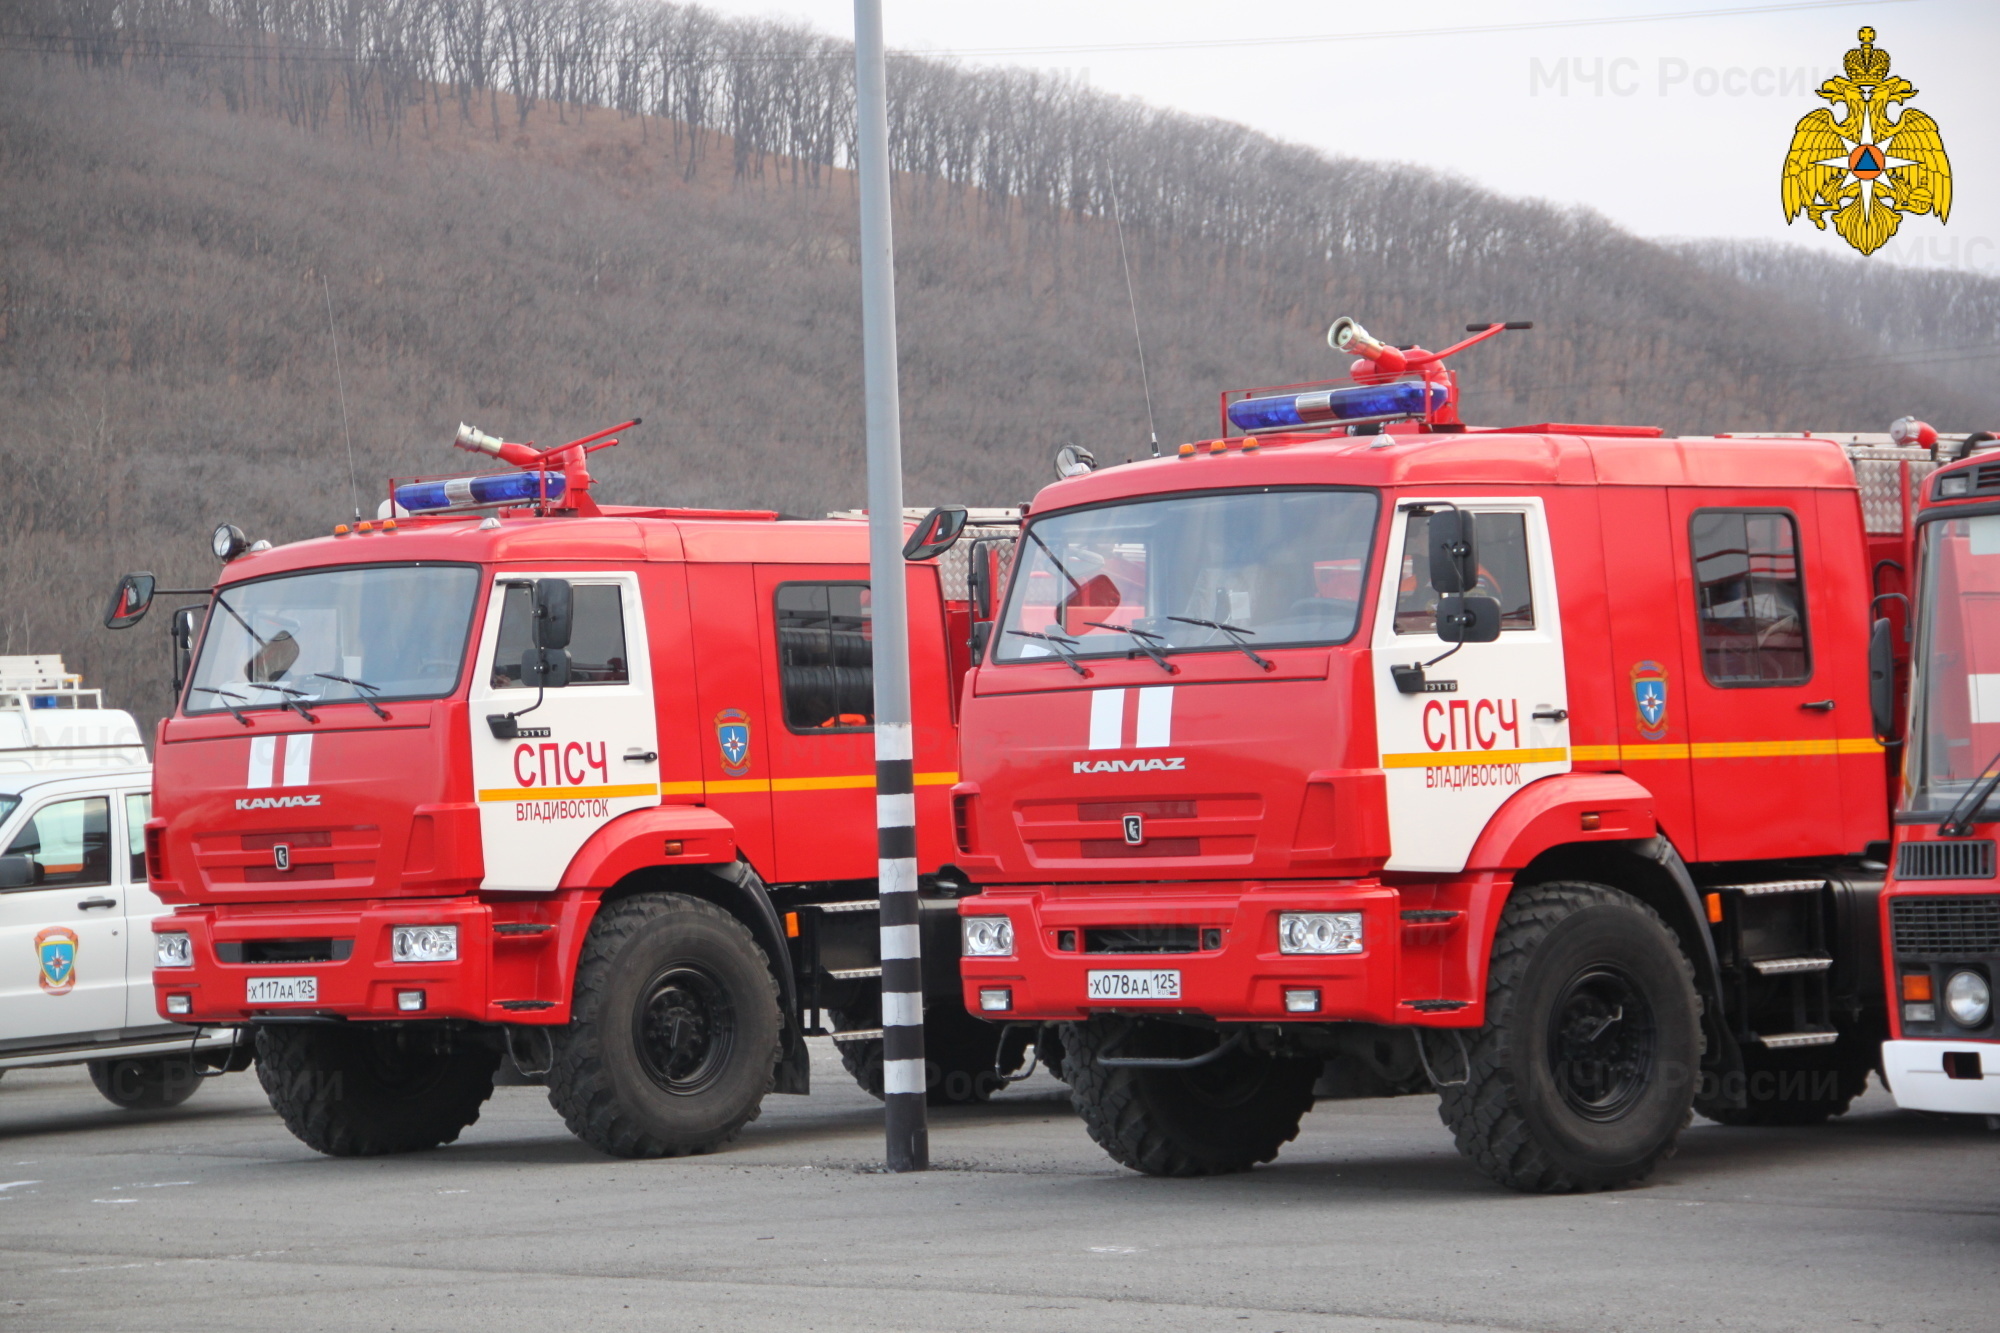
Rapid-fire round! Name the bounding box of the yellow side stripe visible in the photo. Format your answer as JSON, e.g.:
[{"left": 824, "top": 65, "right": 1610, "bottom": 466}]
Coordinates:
[
  {"left": 482, "top": 771, "right": 962, "bottom": 801},
  {"left": 1382, "top": 747, "right": 1569, "bottom": 769},
  {"left": 1571, "top": 738, "right": 1884, "bottom": 762}
]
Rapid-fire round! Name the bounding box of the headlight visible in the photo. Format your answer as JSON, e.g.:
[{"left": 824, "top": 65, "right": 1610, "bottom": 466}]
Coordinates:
[
  {"left": 391, "top": 924, "right": 458, "bottom": 963},
  {"left": 962, "top": 916, "right": 1015, "bottom": 957},
  {"left": 1944, "top": 970, "right": 1991, "bottom": 1027},
  {"left": 1278, "top": 911, "right": 1363, "bottom": 955},
  {"left": 155, "top": 932, "right": 193, "bottom": 968}
]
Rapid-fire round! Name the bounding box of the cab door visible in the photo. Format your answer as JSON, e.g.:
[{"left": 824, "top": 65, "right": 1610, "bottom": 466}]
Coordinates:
[
  {"left": 1669, "top": 496, "right": 1842, "bottom": 860},
  {"left": 1372, "top": 498, "right": 1573, "bottom": 874},
  {"left": 685, "top": 563, "right": 775, "bottom": 874},
  {"left": 470, "top": 571, "right": 661, "bottom": 894},
  {"left": 0, "top": 791, "right": 129, "bottom": 1041},
  {"left": 756, "top": 568, "right": 877, "bottom": 883}
]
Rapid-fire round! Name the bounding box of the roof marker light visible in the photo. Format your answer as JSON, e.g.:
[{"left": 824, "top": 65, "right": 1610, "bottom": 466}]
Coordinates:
[
  {"left": 394, "top": 471, "right": 568, "bottom": 514},
  {"left": 1178, "top": 443, "right": 1196, "bottom": 458},
  {"left": 1227, "top": 379, "right": 1447, "bottom": 434}
]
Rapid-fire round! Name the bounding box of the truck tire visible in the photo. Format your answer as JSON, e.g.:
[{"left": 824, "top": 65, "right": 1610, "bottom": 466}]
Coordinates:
[
  {"left": 1061, "top": 1016, "right": 1319, "bottom": 1176},
  {"left": 88, "top": 1055, "right": 202, "bottom": 1110},
  {"left": 830, "top": 1001, "right": 1005, "bottom": 1105},
  {"left": 1438, "top": 881, "right": 1701, "bottom": 1193},
  {"left": 255, "top": 1024, "right": 500, "bottom": 1155},
  {"left": 1696, "top": 1036, "right": 1872, "bottom": 1126},
  {"left": 546, "top": 893, "right": 781, "bottom": 1158}
]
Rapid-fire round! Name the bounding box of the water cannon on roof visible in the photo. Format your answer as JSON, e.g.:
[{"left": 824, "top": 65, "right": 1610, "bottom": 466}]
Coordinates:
[
  {"left": 390, "top": 418, "right": 641, "bottom": 519},
  {"left": 1224, "top": 318, "right": 1532, "bottom": 437}
]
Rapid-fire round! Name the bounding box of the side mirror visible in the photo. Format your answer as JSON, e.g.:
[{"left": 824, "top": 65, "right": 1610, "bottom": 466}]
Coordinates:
[
  {"left": 0, "top": 853, "right": 37, "bottom": 889},
  {"left": 966, "top": 538, "right": 995, "bottom": 622},
  {"left": 970, "top": 620, "right": 994, "bottom": 660},
  {"left": 104, "top": 573, "right": 157, "bottom": 629},
  {"left": 1427, "top": 509, "right": 1479, "bottom": 594},
  {"left": 170, "top": 605, "right": 203, "bottom": 696},
  {"left": 1437, "top": 593, "right": 1502, "bottom": 644},
  {"left": 533, "top": 579, "right": 573, "bottom": 650},
  {"left": 521, "top": 647, "right": 572, "bottom": 689},
  {"left": 903, "top": 506, "right": 969, "bottom": 561},
  {"left": 1870, "top": 616, "right": 1896, "bottom": 739}
]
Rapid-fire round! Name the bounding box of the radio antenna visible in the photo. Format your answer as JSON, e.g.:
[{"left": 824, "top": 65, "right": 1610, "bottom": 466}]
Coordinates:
[
  {"left": 323, "top": 275, "right": 361, "bottom": 522},
  {"left": 1111, "top": 188, "right": 1160, "bottom": 457}
]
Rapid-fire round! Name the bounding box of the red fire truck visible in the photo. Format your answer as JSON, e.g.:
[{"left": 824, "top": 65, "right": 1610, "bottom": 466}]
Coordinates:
[
  {"left": 952, "top": 317, "right": 1954, "bottom": 1191},
  {"left": 107, "top": 421, "right": 1017, "bottom": 1158},
  {"left": 1878, "top": 433, "right": 2000, "bottom": 1118}
]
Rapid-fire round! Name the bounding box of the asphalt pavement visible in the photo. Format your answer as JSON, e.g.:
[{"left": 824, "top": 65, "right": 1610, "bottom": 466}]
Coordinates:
[{"left": 0, "top": 1041, "right": 1992, "bottom": 1332}]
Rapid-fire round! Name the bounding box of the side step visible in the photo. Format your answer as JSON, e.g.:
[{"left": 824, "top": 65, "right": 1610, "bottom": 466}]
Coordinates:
[
  {"left": 1756, "top": 1030, "right": 1840, "bottom": 1049},
  {"left": 1750, "top": 955, "right": 1834, "bottom": 976}
]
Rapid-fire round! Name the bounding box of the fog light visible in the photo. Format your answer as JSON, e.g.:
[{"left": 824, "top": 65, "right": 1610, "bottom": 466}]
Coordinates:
[
  {"left": 397, "top": 989, "right": 427, "bottom": 1012},
  {"left": 165, "top": 993, "right": 192, "bottom": 1016},
  {"left": 962, "top": 916, "right": 1015, "bottom": 957},
  {"left": 155, "top": 932, "right": 193, "bottom": 968},
  {"left": 978, "top": 987, "right": 1012, "bottom": 1012},
  {"left": 1945, "top": 970, "right": 1991, "bottom": 1027},
  {"left": 1906, "top": 1002, "right": 1937, "bottom": 1024},
  {"left": 391, "top": 924, "right": 458, "bottom": 962},
  {"left": 1278, "top": 912, "right": 1363, "bottom": 954},
  {"left": 1283, "top": 988, "right": 1321, "bottom": 1013}
]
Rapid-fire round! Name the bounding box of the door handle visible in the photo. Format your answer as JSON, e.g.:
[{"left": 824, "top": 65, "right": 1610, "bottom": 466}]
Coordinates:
[
  {"left": 1801, "top": 699, "right": 1837, "bottom": 712},
  {"left": 624, "top": 750, "right": 659, "bottom": 764},
  {"left": 77, "top": 897, "right": 117, "bottom": 911},
  {"left": 1532, "top": 706, "right": 1569, "bottom": 723}
]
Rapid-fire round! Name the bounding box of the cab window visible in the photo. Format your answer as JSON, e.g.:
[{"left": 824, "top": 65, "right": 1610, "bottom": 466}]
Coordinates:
[
  {"left": 126, "top": 792, "right": 151, "bottom": 882},
  {"left": 1690, "top": 509, "right": 1810, "bottom": 685},
  {"left": 3, "top": 797, "right": 112, "bottom": 890},
  {"left": 490, "top": 583, "right": 630, "bottom": 687},
  {"left": 776, "top": 583, "right": 874, "bottom": 732},
  {"left": 1395, "top": 511, "right": 1536, "bottom": 633}
]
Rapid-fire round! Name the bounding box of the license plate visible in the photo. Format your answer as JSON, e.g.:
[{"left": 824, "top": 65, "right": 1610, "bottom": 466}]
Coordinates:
[
  {"left": 1086, "top": 969, "right": 1181, "bottom": 1002},
  {"left": 247, "top": 976, "right": 318, "bottom": 1005}
]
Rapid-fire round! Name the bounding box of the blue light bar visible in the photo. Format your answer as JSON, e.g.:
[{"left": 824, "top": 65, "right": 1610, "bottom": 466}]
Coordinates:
[
  {"left": 394, "top": 471, "right": 567, "bottom": 513},
  {"left": 1227, "top": 379, "right": 1446, "bottom": 434}
]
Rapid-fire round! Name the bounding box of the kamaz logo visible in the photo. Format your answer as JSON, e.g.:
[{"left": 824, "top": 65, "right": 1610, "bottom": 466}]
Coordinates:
[
  {"left": 1072, "top": 757, "right": 1185, "bottom": 774},
  {"left": 236, "top": 794, "right": 322, "bottom": 810}
]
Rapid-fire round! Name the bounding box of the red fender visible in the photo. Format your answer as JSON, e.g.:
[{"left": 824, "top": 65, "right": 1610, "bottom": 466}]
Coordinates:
[
  {"left": 559, "top": 805, "right": 740, "bottom": 890},
  {"left": 1463, "top": 772, "right": 1658, "bottom": 871}
]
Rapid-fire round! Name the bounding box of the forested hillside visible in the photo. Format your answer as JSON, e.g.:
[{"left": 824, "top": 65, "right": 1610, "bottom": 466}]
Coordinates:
[{"left": 3, "top": 1, "right": 1997, "bottom": 731}]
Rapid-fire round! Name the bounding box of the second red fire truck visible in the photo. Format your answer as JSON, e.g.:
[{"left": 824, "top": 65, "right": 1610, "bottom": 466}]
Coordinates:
[{"left": 953, "top": 317, "right": 1961, "bottom": 1191}]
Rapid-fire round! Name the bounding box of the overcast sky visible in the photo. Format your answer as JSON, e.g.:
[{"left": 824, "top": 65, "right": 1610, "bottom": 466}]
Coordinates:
[{"left": 690, "top": 0, "right": 1998, "bottom": 275}]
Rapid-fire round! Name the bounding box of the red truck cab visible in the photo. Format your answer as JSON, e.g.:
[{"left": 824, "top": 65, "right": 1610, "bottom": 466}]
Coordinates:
[{"left": 956, "top": 320, "right": 1918, "bottom": 1191}]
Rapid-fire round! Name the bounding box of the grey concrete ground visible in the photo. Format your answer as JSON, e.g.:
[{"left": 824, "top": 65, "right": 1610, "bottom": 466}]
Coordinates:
[{"left": 0, "top": 1040, "right": 1992, "bottom": 1333}]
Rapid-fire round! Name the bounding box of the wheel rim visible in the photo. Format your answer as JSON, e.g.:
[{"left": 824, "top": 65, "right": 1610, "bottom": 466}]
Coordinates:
[
  {"left": 1546, "top": 964, "right": 1657, "bottom": 1122},
  {"left": 632, "top": 964, "right": 736, "bottom": 1096}
]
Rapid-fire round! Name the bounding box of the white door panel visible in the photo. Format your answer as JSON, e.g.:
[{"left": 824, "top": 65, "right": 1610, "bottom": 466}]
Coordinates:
[
  {"left": 1372, "top": 498, "right": 1571, "bottom": 873},
  {"left": 469, "top": 573, "right": 660, "bottom": 894},
  {"left": 0, "top": 793, "right": 128, "bottom": 1043}
]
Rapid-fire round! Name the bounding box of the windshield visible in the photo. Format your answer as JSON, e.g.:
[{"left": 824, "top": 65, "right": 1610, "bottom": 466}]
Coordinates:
[
  {"left": 185, "top": 563, "right": 482, "bottom": 715},
  {"left": 1905, "top": 512, "right": 2000, "bottom": 815},
  {"left": 992, "top": 487, "right": 1379, "bottom": 663}
]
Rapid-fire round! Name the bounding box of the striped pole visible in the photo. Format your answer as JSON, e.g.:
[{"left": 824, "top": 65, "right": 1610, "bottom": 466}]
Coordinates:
[{"left": 854, "top": 0, "right": 927, "bottom": 1172}]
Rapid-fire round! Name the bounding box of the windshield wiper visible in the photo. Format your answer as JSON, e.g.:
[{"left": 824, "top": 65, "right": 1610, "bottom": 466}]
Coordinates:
[
  {"left": 1024, "top": 526, "right": 1085, "bottom": 595},
  {"left": 1939, "top": 748, "right": 2000, "bottom": 837},
  {"left": 1007, "top": 628, "right": 1090, "bottom": 677},
  {"left": 190, "top": 686, "right": 253, "bottom": 727},
  {"left": 1168, "top": 615, "right": 1273, "bottom": 671},
  {"left": 1083, "top": 621, "right": 1179, "bottom": 675},
  {"left": 210, "top": 591, "right": 267, "bottom": 647},
  {"left": 312, "top": 672, "right": 390, "bottom": 720},
  {"left": 242, "top": 681, "right": 320, "bottom": 724}
]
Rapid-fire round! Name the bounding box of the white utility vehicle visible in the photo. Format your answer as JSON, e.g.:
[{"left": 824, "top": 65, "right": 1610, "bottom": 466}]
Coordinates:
[{"left": 0, "top": 656, "right": 247, "bottom": 1107}]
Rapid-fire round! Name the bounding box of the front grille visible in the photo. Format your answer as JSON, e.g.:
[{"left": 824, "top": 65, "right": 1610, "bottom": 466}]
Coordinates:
[
  {"left": 1085, "top": 926, "right": 1200, "bottom": 954},
  {"left": 215, "top": 938, "right": 354, "bottom": 964},
  {"left": 1975, "top": 462, "right": 2000, "bottom": 494},
  {"left": 1078, "top": 800, "right": 1197, "bottom": 821},
  {"left": 1897, "top": 840, "right": 1995, "bottom": 881},
  {"left": 241, "top": 830, "right": 334, "bottom": 851},
  {"left": 1079, "top": 838, "right": 1201, "bottom": 859},
  {"left": 1891, "top": 897, "right": 2000, "bottom": 957}
]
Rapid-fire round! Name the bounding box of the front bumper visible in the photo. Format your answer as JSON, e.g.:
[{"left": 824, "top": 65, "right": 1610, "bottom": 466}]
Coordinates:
[
  {"left": 152, "top": 898, "right": 572, "bottom": 1026},
  {"left": 1882, "top": 1038, "right": 2000, "bottom": 1115},
  {"left": 959, "top": 880, "right": 1477, "bottom": 1026}
]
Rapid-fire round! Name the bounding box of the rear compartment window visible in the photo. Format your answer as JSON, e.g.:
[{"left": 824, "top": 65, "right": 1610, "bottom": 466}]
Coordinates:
[
  {"left": 1690, "top": 509, "right": 1811, "bottom": 685},
  {"left": 776, "top": 583, "right": 874, "bottom": 731},
  {"left": 1394, "top": 510, "right": 1536, "bottom": 634},
  {"left": 490, "top": 583, "right": 630, "bottom": 687},
  {"left": 3, "top": 796, "right": 111, "bottom": 890}
]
